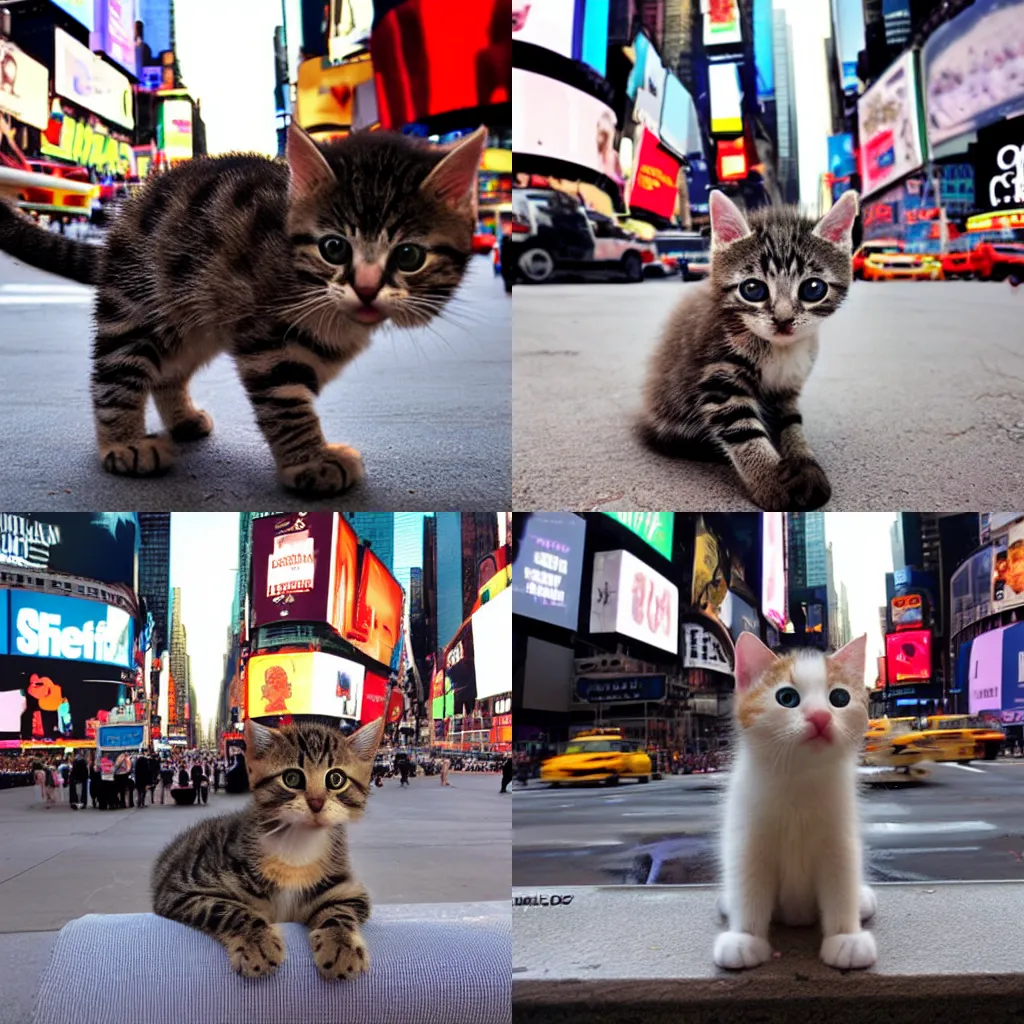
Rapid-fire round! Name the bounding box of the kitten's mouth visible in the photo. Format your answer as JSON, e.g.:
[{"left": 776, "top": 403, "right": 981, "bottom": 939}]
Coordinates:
[
  {"left": 773, "top": 323, "right": 795, "bottom": 337},
  {"left": 352, "top": 305, "right": 386, "bottom": 325},
  {"left": 804, "top": 731, "right": 833, "bottom": 745}
]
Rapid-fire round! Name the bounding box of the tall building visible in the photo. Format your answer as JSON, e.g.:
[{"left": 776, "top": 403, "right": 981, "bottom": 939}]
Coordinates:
[
  {"left": 788, "top": 512, "right": 827, "bottom": 589},
  {"left": 461, "top": 513, "right": 500, "bottom": 620},
  {"left": 236, "top": 512, "right": 282, "bottom": 635},
  {"left": 422, "top": 516, "right": 439, "bottom": 660},
  {"left": 826, "top": 542, "right": 839, "bottom": 650},
  {"left": 346, "top": 513, "right": 395, "bottom": 572},
  {"left": 138, "top": 513, "right": 172, "bottom": 654},
  {"left": 408, "top": 565, "right": 428, "bottom": 697},
  {"left": 435, "top": 513, "right": 463, "bottom": 650},
  {"left": 839, "top": 581, "right": 852, "bottom": 649},
  {"left": 169, "top": 587, "right": 190, "bottom": 727},
  {"left": 772, "top": 7, "right": 800, "bottom": 204}
]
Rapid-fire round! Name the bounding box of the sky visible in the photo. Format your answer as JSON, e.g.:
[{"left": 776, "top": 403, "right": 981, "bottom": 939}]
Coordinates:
[{"left": 824, "top": 512, "right": 897, "bottom": 688}]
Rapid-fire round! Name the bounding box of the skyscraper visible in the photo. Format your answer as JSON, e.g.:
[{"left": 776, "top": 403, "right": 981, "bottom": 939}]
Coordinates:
[
  {"left": 346, "top": 513, "right": 395, "bottom": 572},
  {"left": 422, "top": 516, "right": 439, "bottom": 660},
  {"left": 435, "top": 513, "right": 463, "bottom": 650},
  {"left": 788, "top": 512, "right": 827, "bottom": 589},
  {"left": 461, "top": 513, "right": 499, "bottom": 620},
  {"left": 138, "top": 513, "right": 172, "bottom": 654},
  {"left": 169, "top": 587, "right": 190, "bottom": 727}
]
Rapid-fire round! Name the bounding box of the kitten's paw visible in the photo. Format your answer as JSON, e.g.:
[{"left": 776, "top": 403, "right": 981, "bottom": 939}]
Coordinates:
[
  {"left": 781, "top": 457, "right": 831, "bottom": 510},
  {"left": 820, "top": 930, "right": 876, "bottom": 970},
  {"left": 225, "top": 924, "right": 285, "bottom": 978},
  {"left": 713, "top": 931, "right": 773, "bottom": 970},
  {"left": 99, "top": 435, "right": 174, "bottom": 476},
  {"left": 279, "top": 444, "right": 365, "bottom": 496},
  {"left": 860, "top": 885, "right": 878, "bottom": 923},
  {"left": 310, "top": 926, "right": 370, "bottom": 981},
  {"left": 169, "top": 409, "right": 214, "bottom": 442}
]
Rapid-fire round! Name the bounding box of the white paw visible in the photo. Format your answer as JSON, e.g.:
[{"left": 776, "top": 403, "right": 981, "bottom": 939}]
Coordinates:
[
  {"left": 859, "top": 884, "right": 877, "bottom": 922},
  {"left": 820, "top": 930, "right": 876, "bottom": 970},
  {"left": 714, "top": 931, "right": 773, "bottom": 970}
]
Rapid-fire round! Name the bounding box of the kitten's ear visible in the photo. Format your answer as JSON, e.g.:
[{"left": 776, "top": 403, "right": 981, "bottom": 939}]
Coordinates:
[
  {"left": 286, "top": 123, "right": 336, "bottom": 200},
  {"left": 830, "top": 633, "right": 867, "bottom": 683},
  {"left": 245, "top": 718, "right": 277, "bottom": 760},
  {"left": 814, "top": 190, "right": 859, "bottom": 250},
  {"left": 734, "top": 632, "right": 778, "bottom": 691},
  {"left": 421, "top": 126, "right": 488, "bottom": 207},
  {"left": 709, "top": 189, "right": 752, "bottom": 250},
  {"left": 346, "top": 715, "right": 385, "bottom": 763}
]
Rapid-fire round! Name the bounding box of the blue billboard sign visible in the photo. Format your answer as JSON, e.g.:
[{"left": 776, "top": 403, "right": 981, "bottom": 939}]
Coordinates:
[
  {"left": 0, "top": 589, "right": 6, "bottom": 656},
  {"left": 1001, "top": 623, "right": 1024, "bottom": 718},
  {"left": 753, "top": 0, "right": 774, "bottom": 100},
  {"left": 513, "top": 514, "right": 587, "bottom": 631},
  {"left": 96, "top": 724, "right": 145, "bottom": 750},
  {"left": 575, "top": 675, "right": 666, "bottom": 703},
  {"left": 10, "top": 592, "right": 134, "bottom": 669},
  {"left": 579, "top": 0, "right": 609, "bottom": 76}
]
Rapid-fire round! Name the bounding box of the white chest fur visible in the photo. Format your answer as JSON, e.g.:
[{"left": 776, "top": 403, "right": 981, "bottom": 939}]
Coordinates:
[
  {"left": 760, "top": 334, "right": 818, "bottom": 394},
  {"left": 261, "top": 826, "right": 333, "bottom": 923}
]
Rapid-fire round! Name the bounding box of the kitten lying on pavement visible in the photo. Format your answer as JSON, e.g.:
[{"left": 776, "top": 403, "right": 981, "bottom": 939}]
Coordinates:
[
  {"left": 640, "top": 189, "right": 859, "bottom": 511},
  {"left": 0, "top": 126, "right": 486, "bottom": 496},
  {"left": 715, "top": 632, "right": 877, "bottom": 972}
]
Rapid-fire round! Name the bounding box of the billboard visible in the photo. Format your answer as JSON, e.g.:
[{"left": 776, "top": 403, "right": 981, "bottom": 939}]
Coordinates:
[
  {"left": 992, "top": 520, "right": 1024, "bottom": 614},
  {"left": 1001, "top": 623, "right": 1024, "bottom": 721},
  {"left": 857, "top": 50, "right": 925, "bottom": 198},
  {"left": 890, "top": 594, "right": 923, "bottom": 630},
  {"left": 91, "top": 0, "right": 138, "bottom": 76},
  {"left": 350, "top": 549, "right": 404, "bottom": 667},
  {"left": 53, "top": 28, "right": 135, "bottom": 130},
  {"left": 921, "top": 0, "right": 1024, "bottom": 148},
  {"left": 659, "top": 74, "right": 701, "bottom": 161},
  {"left": 703, "top": 0, "right": 742, "bottom": 47},
  {"left": 601, "top": 512, "right": 674, "bottom": 561},
  {"left": 513, "top": 68, "right": 621, "bottom": 181},
  {"left": 295, "top": 56, "right": 376, "bottom": 134},
  {"left": 628, "top": 127, "right": 681, "bottom": 220},
  {"left": 886, "top": 629, "right": 931, "bottom": 683},
  {"left": 681, "top": 623, "right": 733, "bottom": 675},
  {"left": 974, "top": 114, "right": 1024, "bottom": 219},
  {"left": 371, "top": 0, "right": 510, "bottom": 129},
  {"left": 630, "top": 35, "right": 667, "bottom": 133},
  {"left": 52, "top": 0, "right": 95, "bottom": 29},
  {"left": 709, "top": 62, "right": 743, "bottom": 135},
  {"left": 246, "top": 651, "right": 365, "bottom": 721},
  {"left": 96, "top": 723, "right": 145, "bottom": 749},
  {"left": 328, "top": 0, "right": 374, "bottom": 62},
  {"left": 761, "top": 512, "right": 787, "bottom": 630},
  {"left": 512, "top": 513, "right": 586, "bottom": 630},
  {"left": 10, "top": 592, "right": 133, "bottom": 669},
  {"left": 0, "top": 40, "right": 50, "bottom": 131},
  {"left": 472, "top": 587, "right": 511, "bottom": 699},
  {"left": 580, "top": 0, "right": 609, "bottom": 76},
  {"left": 574, "top": 675, "right": 666, "bottom": 703},
  {"left": 360, "top": 671, "right": 389, "bottom": 723},
  {"left": 589, "top": 549, "right": 679, "bottom": 655},
  {"left": 969, "top": 626, "right": 1003, "bottom": 714},
  {"left": 828, "top": 133, "right": 857, "bottom": 200},
  {"left": 159, "top": 100, "right": 194, "bottom": 161},
  {"left": 0, "top": 590, "right": 5, "bottom": 656},
  {"left": 692, "top": 517, "right": 726, "bottom": 619},
  {"left": 511, "top": 0, "right": 575, "bottom": 57},
  {"left": 445, "top": 618, "right": 476, "bottom": 714}
]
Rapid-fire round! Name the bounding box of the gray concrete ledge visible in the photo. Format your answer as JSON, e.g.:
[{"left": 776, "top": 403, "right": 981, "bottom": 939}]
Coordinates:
[{"left": 512, "top": 883, "right": 1024, "bottom": 1024}]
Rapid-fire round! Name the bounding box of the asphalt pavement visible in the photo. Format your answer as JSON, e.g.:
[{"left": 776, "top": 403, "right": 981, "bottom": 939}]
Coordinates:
[
  {"left": 513, "top": 277, "right": 1024, "bottom": 510},
  {"left": 0, "top": 253, "right": 510, "bottom": 510},
  {"left": 511, "top": 761, "right": 1024, "bottom": 887},
  {"left": 0, "top": 771, "right": 510, "bottom": 933}
]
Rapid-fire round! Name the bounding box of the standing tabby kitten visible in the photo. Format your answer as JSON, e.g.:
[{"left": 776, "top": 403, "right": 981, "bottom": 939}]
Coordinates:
[
  {"left": 640, "top": 189, "right": 859, "bottom": 511},
  {"left": 716, "top": 632, "right": 877, "bottom": 972},
  {"left": 152, "top": 716, "right": 383, "bottom": 979},
  {"left": 0, "top": 126, "right": 486, "bottom": 495}
]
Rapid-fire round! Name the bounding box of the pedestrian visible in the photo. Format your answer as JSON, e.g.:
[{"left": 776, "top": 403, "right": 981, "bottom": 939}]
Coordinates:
[
  {"left": 440, "top": 759, "right": 451, "bottom": 787},
  {"left": 89, "top": 756, "right": 101, "bottom": 808},
  {"left": 113, "top": 751, "right": 132, "bottom": 808},
  {"left": 134, "top": 752, "right": 150, "bottom": 807},
  {"left": 32, "top": 759, "right": 46, "bottom": 803},
  {"left": 70, "top": 752, "right": 89, "bottom": 809},
  {"left": 500, "top": 756, "right": 514, "bottom": 794},
  {"left": 398, "top": 757, "right": 411, "bottom": 787},
  {"left": 149, "top": 753, "right": 159, "bottom": 802},
  {"left": 191, "top": 762, "right": 208, "bottom": 805},
  {"left": 159, "top": 761, "right": 174, "bottom": 803},
  {"left": 44, "top": 762, "right": 57, "bottom": 806}
]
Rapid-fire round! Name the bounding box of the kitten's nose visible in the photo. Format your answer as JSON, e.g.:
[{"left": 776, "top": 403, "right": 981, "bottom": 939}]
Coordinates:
[
  {"left": 352, "top": 267, "right": 383, "bottom": 305},
  {"left": 307, "top": 795, "right": 325, "bottom": 813},
  {"left": 806, "top": 710, "right": 832, "bottom": 736}
]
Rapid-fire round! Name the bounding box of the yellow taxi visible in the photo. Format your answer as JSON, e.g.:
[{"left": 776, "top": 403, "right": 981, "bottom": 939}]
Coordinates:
[
  {"left": 869, "top": 715, "right": 1005, "bottom": 765},
  {"left": 540, "top": 728, "right": 653, "bottom": 787},
  {"left": 862, "top": 718, "right": 925, "bottom": 771},
  {"left": 862, "top": 250, "right": 943, "bottom": 281}
]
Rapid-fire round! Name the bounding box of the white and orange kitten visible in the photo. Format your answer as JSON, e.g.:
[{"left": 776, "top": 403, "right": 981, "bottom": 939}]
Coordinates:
[{"left": 715, "top": 632, "right": 877, "bottom": 971}]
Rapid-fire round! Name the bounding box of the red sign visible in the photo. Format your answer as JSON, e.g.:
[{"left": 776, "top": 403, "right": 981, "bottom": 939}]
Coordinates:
[
  {"left": 886, "top": 629, "right": 931, "bottom": 683},
  {"left": 716, "top": 136, "right": 748, "bottom": 180},
  {"left": 385, "top": 688, "right": 405, "bottom": 724},
  {"left": 629, "top": 128, "right": 681, "bottom": 219},
  {"left": 361, "top": 671, "right": 389, "bottom": 723}
]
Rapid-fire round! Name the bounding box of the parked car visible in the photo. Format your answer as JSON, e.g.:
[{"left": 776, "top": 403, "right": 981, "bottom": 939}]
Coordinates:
[
  {"left": 861, "top": 250, "right": 943, "bottom": 281},
  {"left": 853, "top": 239, "right": 904, "bottom": 279},
  {"left": 971, "top": 241, "right": 1024, "bottom": 281},
  {"left": 653, "top": 230, "right": 710, "bottom": 280},
  {"left": 940, "top": 243, "right": 976, "bottom": 279}
]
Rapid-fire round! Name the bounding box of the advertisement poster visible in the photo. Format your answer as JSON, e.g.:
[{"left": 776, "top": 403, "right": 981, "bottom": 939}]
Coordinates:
[
  {"left": 891, "top": 594, "right": 923, "bottom": 629},
  {"left": 992, "top": 521, "right": 1024, "bottom": 613},
  {"left": 11, "top": 592, "right": 133, "bottom": 669},
  {"left": 0, "top": 40, "right": 50, "bottom": 131},
  {"left": 921, "top": 0, "right": 1024, "bottom": 148},
  {"left": 511, "top": 0, "right": 576, "bottom": 58},
  {"left": 631, "top": 36, "right": 667, "bottom": 133},
  {"left": 974, "top": 113, "right": 1024, "bottom": 217},
  {"left": 91, "top": 0, "right": 137, "bottom": 76},
  {"left": 602, "top": 512, "right": 674, "bottom": 561},
  {"left": 574, "top": 675, "right": 666, "bottom": 703},
  {"left": 159, "top": 100, "right": 194, "bottom": 161},
  {"left": 295, "top": 56, "right": 375, "bottom": 133},
  {"left": 53, "top": 28, "right": 134, "bottom": 130},
  {"left": 886, "top": 629, "right": 931, "bottom": 683},
  {"left": 828, "top": 133, "right": 857, "bottom": 200},
  {"left": 361, "top": 671, "right": 389, "bottom": 723},
  {"left": 703, "top": 0, "right": 743, "bottom": 47},
  {"left": 1001, "top": 622, "right": 1024, "bottom": 719},
  {"left": 761, "top": 512, "right": 787, "bottom": 630},
  {"left": 681, "top": 624, "right": 733, "bottom": 674},
  {"left": 709, "top": 62, "right": 743, "bottom": 134},
  {"left": 444, "top": 619, "right": 476, "bottom": 714},
  {"left": 857, "top": 50, "right": 925, "bottom": 198},
  {"left": 247, "top": 651, "right": 366, "bottom": 721},
  {"left": 659, "top": 74, "right": 701, "bottom": 160},
  {"left": 40, "top": 111, "right": 135, "bottom": 173},
  {"left": 692, "top": 516, "right": 727, "bottom": 618},
  {"left": 589, "top": 549, "right": 679, "bottom": 655},
  {"left": 969, "top": 626, "right": 1003, "bottom": 714},
  {"left": 472, "top": 588, "right": 511, "bottom": 700},
  {"left": 349, "top": 550, "right": 404, "bottom": 667},
  {"left": 628, "top": 127, "right": 681, "bottom": 220},
  {"left": 512, "top": 513, "right": 587, "bottom": 630}
]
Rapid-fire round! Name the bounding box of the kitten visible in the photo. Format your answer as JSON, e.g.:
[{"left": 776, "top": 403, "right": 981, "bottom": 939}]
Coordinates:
[
  {"left": 715, "top": 632, "right": 877, "bottom": 971},
  {"left": 151, "top": 716, "right": 384, "bottom": 980},
  {"left": 640, "top": 189, "right": 859, "bottom": 511},
  {"left": 0, "top": 126, "right": 486, "bottom": 495}
]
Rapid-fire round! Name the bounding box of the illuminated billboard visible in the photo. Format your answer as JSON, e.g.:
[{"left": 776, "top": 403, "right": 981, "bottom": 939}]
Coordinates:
[
  {"left": 361, "top": 671, "right": 389, "bottom": 723},
  {"left": 968, "top": 627, "right": 1003, "bottom": 714},
  {"left": 992, "top": 520, "right": 1024, "bottom": 614},
  {"left": 91, "top": 0, "right": 138, "bottom": 76},
  {"left": 296, "top": 56, "right": 375, "bottom": 134},
  {"left": 445, "top": 618, "right": 476, "bottom": 714},
  {"left": 246, "top": 651, "right": 365, "bottom": 721},
  {"left": 512, "top": 513, "right": 587, "bottom": 630},
  {"left": 158, "top": 100, "right": 194, "bottom": 161},
  {"left": 589, "top": 549, "right": 679, "bottom": 655},
  {"left": 53, "top": 28, "right": 134, "bottom": 129},
  {"left": 886, "top": 629, "right": 931, "bottom": 683},
  {"left": 761, "top": 513, "right": 787, "bottom": 630},
  {"left": 890, "top": 594, "right": 923, "bottom": 630},
  {"left": 52, "top": 0, "right": 95, "bottom": 30},
  {"left": 704, "top": 0, "right": 742, "bottom": 47},
  {"left": 709, "top": 62, "right": 743, "bottom": 135},
  {"left": 511, "top": 0, "right": 575, "bottom": 57},
  {"left": 10, "top": 592, "right": 134, "bottom": 669},
  {"left": 628, "top": 127, "right": 681, "bottom": 220},
  {"left": 0, "top": 40, "right": 49, "bottom": 131},
  {"left": 602, "top": 512, "right": 674, "bottom": 560},
  {"left": 472, "top": 587, "right": 511, "bottom": 699}
]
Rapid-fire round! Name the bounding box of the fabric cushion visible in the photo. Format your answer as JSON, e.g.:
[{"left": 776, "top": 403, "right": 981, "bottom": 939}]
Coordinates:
[{"left": 32, "top": 903, "right": 510, "bottom": 1024}]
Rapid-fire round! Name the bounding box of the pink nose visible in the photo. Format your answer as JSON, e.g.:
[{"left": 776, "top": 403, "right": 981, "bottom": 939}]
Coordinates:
[{"left": 806, "top": 710, "right": 832, "bottom": 736}]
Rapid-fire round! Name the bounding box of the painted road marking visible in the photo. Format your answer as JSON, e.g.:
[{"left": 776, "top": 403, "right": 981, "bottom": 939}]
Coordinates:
[
  {"left": 940, "top": 763, "right": 987, "bottom": 774},
  {"left": 866, "top": 820, "right": 996, "bottom": 835}
]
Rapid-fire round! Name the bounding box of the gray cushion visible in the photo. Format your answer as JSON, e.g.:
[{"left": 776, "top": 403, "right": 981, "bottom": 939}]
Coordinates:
[{"left": 32, "top": 904, "right": 511, "bottom": 1024}]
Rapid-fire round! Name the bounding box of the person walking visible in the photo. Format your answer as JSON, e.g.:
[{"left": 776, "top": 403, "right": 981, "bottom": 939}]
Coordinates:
[
  {"left": 440, "top": 759, "right": 451, "bottom": 787},
  {"left": 89, "top": 756, "right": 101, "bottom": 808},
  {"left": 134, "top": 752, "right": 150, "bottom": 808},
  {"left": 113, "top": 751, "right": 132, "bottom": 808},
  {"left": 500, "top": 756, "right": 514, "bottom": 794},
  {"left": 398, "top": 757, "right": 411, "bottom": 787},
  {"left": 44, "top": 762, "right": 57, "bottom": 806},
  {"left": 70, "top": 753, "right": 89, "bottom": 809},
  {"left": 159, "top": 761, "right": 174, "bottom": 803},
  {"left": 191, "top": 762, "right": 208, "bottom": 805}
]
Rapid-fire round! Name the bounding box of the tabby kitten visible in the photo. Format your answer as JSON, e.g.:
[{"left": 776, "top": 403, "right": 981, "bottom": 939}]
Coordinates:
[
  {"left": 640, "top": 189, "right": 859, "bottom": 511},
  {"left": 151, "top": 716, "right": 384, "bottom": 980},
  {"left": 0, "top": 126, "right": 486, "bottom": 495},
  {"left": 716, "top": 632, "right": 877, "bottom": 972}
]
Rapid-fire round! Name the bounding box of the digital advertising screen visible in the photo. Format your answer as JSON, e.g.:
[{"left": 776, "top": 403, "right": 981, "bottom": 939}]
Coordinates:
[
  {"left": 471, "top": 587, "right": 511, "bottom": 699},
  {"left": 246, "top": 651, "right": 365, "bottom": 721},
  {"left": 968, "top": 626, "right": 1003, "bottom": 714},
  {"left": 628, "top": 126, "right": 681, "bottom": 220},
  {"left": 53, "top": 28, "right": 134, "bottom": 129},
  {"left": 753, "top": 0, "right": 774, "bottom": 100},
  {"left": 717, "top": 137, "right": 748, "bottom": 180},
  {"left": 158, "top": 99, "right": 194, "bottom": 161},
  {"left": 601, "top": 512, "right": 674, "bottom": 561},
  {"left": 828, "top": 133, "right": 857, "bottom": 199},
  {"left": 512, "top": 513, "right": 587, "bottom": 630},
  {"left": 992, "top": 520, "right": 1024, "bottom": 614},
  {"left": 704, "top": 0, "right": 742, "bottom": 47},
  {"left": 296, "top": 56, "right": 375, "bottom": 133},
  {"left": 91, "top": 0, "right": 138, "bottom": 76},
  {"left": 444, "top": 618, "right": 476, "bottom": 714},
  {"left": 709, "top": 62, "right": 743, "bottom": 135},
  {"left": 886, "top": 629, "right": 931, "bottom": 683},
  {"left": 1001, "top": 623, "right": 1024, "bottom": 720},
  {"left": 632, "top": 40, "right": 667, "bottom": 133},
  {"left": 761, "top": 512, "right": 787, "bottom": 630},
  {"left": 513, "top": 68, "right": 620, "bottom": 180},
  {"left": 52, "top": 0, "right": 95, "bottom": 30},
  {"left": 589, "top": 549, "right": 679, "bottom": 655},
  {"left": 833, "top": 0, "right": 865, "bottom": 94},
  {"left": 974, "top": 113, "right": 1024, "bottom": 219},
  {"left": 10, "top": 592, "right": 133, "bottom": 669},
  {"left": 511, "top": 0, "right": 575, "bottom": 58},
  {"left": 580, "top": 0, "right": 609, "bottom": 75},
  {"left": 360, "top": 670, "right": 389, "bottom": 724},
  {"left": 627, "top": 33, "right": 651, "bottom": 99},
  {"left": 659, "top": 74, "right": 701, "bottom": 161},
  {"left": 0, "top": 40, "right": 50, "bottom": 132},
  {"left": 349, "top": 549, "right": 404, "bottom": 668},
  {"left": 890, "top": 594, "right": 923, "bottom": 630}
]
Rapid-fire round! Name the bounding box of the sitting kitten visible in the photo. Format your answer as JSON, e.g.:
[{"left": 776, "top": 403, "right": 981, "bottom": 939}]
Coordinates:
[
  {"left": 715, "top": 632, "right": 877, "bottom": 972},
  {"left": 640, "top": 189, "right": 859, "bottom": 511},
  {"left": 152, "top": 716, "right": 383, "bottom": 979},
  {"left": 0, "top": 126, "right": 485, "bottom": 495}
]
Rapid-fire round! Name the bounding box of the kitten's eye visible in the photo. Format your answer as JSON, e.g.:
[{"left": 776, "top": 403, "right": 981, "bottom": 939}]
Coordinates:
[
  {"left": 829, "top": 688, "right": 851, "bottom": 708},
  {"left": 318, "top": 235, "right": 352, "bottom": 266},
  {"left": 393, "top": 243, "right": 427, "bottom": 273},
  {"left": 325, "top": 768, "right": 350, "bottom": 792},
  {"left": 776, "top": 687, "right": 801, "bottom": 708},
  {"left": 282, "top": 769, "right": 305, "bottom": 789},
  {"left": 739, "top": 278, "right": 768, "bottom": 302},
  {"left": 798, "top": 278, "right": 828, "bottom": 302}
]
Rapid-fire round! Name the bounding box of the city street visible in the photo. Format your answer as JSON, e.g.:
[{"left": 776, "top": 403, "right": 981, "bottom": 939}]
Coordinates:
[
  {"left": 512, "top": 762, "right": 1024, "bottom": 886},
  {"left": 512, "top": 278, "right": 1024, "bottom": 510},
  {"left": 0, "top": 771, "right": 509, "bottom": 934},
  {"left": 0, "top": 253, "right": 510, "bottom": 510}
]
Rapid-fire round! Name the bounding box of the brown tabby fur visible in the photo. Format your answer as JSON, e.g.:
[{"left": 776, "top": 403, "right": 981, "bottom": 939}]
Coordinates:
[
  {"left": 0, "top": 126, "right": 486, "bottom": 495},
  {"left": 151, "top": 717, "right": 384, "bottom": 980}
]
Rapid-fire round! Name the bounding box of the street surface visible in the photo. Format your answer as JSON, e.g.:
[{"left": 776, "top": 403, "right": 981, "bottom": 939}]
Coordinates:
[
  {"left": 0, "top": 771, "right": 510, "bottom": 933},
  {"left": 513, "top": 278, "right": 1024, "bottom": 509},
  {"left": 0, "top": 252, "right": 510, "bottom": 510},
  {"left": 512, "top": 761, "right": 1024, "bottom": 886}
]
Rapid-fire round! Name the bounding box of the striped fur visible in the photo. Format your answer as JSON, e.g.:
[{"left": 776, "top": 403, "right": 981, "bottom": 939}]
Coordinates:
[
  {"left": 640, "top": 190, "right": 858, "bottom": 511},
  {"left": 151, "top": 717, "right": 384, "bottom": 980},
  {"left": 0, "top": 126, "right": 486, "bottom": 495}
]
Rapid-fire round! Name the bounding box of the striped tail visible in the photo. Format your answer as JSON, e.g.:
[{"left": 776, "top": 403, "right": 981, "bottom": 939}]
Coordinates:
[{"left": 0, "top": 199, "right": 100, "bottom": 285}]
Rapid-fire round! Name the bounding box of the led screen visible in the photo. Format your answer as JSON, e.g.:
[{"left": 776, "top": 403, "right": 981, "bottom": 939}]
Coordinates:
[
  {"left": 589, "top": 549, "right": 679, "bottom": 655},
  {"left": 512, "top": 513, "right": 586, "bottom": 630},
  {"left": 472, "top": 587, "right": 511, "bottom": 699},
  {"left": 709, "top": 62, "right": 743, "bottom": 134},
  {"left": 886, "top": 629, "right": 931, "bottom": 683}
]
